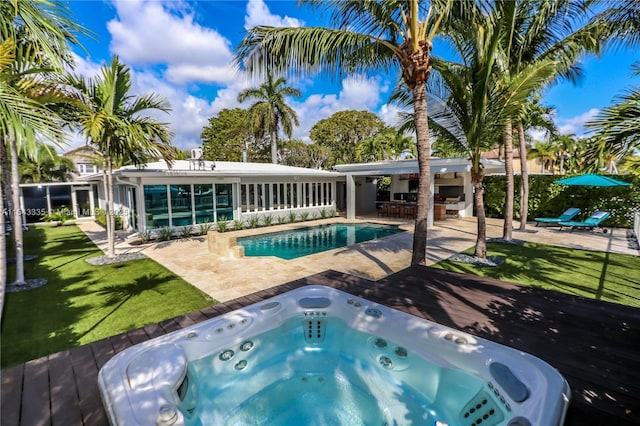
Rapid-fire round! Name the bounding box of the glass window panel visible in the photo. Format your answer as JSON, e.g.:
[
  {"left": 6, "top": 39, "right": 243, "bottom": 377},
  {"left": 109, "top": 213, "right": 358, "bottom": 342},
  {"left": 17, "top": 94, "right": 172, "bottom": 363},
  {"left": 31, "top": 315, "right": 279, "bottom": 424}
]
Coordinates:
[
  {"left": 22, "top": 186, "right": 48, "bottom": 223},
  {"left": 170, "top": 184, "right": 192, "bottom": 227},
  {"left": 215, "top": 183, "right": 233, "bottom": 221},
  {"left": 194, "top": 184, "right": 214, "bottom": 224},
  {"left": 257, "top": 184, "right": 264, "bottom": 210},
  {"left": 144, "top": 185, "right": 169, "bottom": 229},
  {"left": 241, "top": 184, "right": 248, "bottom": 212}
]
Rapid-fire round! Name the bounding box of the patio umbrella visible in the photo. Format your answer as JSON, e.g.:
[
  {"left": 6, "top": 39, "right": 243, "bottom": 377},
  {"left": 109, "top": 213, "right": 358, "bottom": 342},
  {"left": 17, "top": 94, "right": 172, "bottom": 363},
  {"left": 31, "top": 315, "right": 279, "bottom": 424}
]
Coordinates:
[{"left": 554, "top": 174, "right": 631, "bottom": 187}]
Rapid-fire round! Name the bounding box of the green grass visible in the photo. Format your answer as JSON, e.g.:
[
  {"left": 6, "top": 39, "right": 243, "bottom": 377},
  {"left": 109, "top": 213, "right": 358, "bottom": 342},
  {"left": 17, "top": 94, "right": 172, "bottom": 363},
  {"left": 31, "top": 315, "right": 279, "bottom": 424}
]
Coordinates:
[
  {"left": 1, "top": 225, "right": 215, "bottom": 368},
  {"left": 432, "top": 242, "right": 640, "bottom": 308}
]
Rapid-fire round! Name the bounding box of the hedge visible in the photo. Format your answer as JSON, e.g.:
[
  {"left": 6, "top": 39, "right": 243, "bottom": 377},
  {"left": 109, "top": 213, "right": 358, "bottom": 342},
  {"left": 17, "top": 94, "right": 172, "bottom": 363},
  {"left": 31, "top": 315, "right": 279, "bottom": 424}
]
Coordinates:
[
  {"left": 95, "top": 208, "right": 123, "bottom": 230},
  {"left": 482, "top": 174, "right": 640, "bottom": 228}
]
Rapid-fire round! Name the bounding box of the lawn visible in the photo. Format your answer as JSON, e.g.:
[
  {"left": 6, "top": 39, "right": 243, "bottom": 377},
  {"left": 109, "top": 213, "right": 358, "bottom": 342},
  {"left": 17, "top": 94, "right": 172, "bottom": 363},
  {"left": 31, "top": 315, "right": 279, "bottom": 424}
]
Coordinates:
[
  {"left": 432, "top": 241, "right": 640, "bottom": 308},
  {"left": 1, "top": 225, "right": 215, "bottom": 368}
]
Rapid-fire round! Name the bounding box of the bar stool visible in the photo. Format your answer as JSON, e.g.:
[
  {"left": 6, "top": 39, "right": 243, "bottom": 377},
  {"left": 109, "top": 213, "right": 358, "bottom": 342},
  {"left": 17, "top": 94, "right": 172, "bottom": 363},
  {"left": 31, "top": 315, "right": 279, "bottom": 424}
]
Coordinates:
[{"left": 404, "top": 204, "right": 417, "bottom": 219}]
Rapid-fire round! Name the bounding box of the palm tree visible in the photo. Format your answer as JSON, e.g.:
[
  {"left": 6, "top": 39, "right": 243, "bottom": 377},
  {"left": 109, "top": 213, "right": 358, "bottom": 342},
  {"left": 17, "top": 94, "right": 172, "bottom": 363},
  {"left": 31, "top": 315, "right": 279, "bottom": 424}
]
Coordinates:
[
  {"left": 428, "top": 2, "right": 557, "bottom": 258},
  {"left": 528, "top": 140, "right": 557, "bottom": 173},
  {"left": 19, "top": 144, "right": 75, "bottom": 183},
  {"left": 586, "top": 64, "right": 640, "bottom": 162},
  {"left": 237, "top": 72, "right": 301, "bottom": 164},
  {"left": 497, "top": 0, "right": 601, "bottom": 238},
  {"left": 0, "top": 0, "right": 82, "bottom": 313},
  {"left": 517, "top": 98, "right": 556, "bottom": 229},
  {"left": 237, "top": 0, "right": 456, "bottom": 266},
  {"left": 66, "top": 56, "right": 175, "bottom": 259}
]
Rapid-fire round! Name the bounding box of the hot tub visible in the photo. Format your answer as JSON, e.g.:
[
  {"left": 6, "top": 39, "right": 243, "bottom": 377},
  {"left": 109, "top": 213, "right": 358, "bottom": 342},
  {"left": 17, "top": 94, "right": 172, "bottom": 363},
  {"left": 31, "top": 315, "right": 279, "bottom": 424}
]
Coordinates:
[{"left": 98, "top": 286, "right": 571, "bottom": 426}]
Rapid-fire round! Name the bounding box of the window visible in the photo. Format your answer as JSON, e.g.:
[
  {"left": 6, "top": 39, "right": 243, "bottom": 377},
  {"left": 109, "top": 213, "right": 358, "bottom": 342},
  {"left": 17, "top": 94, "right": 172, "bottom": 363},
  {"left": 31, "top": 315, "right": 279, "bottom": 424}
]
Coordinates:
[
  {"left": 144, "top": 185, "right": 169, "bottom": 229},
  {"left": 215, "top": 184, "right": 233, "bottom": 221},
  {"left": 194, "top": 184, "right": 214, "bottom": 224}
]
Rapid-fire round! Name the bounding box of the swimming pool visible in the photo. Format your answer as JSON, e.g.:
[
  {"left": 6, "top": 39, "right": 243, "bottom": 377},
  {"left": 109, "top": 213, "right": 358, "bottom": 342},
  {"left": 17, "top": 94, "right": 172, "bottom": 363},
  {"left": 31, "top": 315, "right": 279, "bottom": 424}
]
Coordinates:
[
  {"left": 98, "top": 286, "right": 571, "bottom": 426},
  {"left": 237, "top": 222, "right": 405, "bottom": 259}
]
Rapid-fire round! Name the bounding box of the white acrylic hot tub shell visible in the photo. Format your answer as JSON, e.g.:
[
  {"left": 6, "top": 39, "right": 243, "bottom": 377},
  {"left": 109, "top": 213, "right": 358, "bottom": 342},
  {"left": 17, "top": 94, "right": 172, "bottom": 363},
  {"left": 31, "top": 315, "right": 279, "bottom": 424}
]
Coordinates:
[{"left": 98, "top": 285, "right": 571, "bottom": 426}]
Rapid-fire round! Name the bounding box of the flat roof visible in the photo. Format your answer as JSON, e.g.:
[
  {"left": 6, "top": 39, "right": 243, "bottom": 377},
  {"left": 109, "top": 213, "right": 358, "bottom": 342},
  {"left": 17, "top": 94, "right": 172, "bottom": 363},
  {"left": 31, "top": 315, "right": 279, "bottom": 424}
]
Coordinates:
[
  {"left": 333, "top": 158, "right": 505, "bottom": 176},
  {"left": 82, "top": 160, "right": 343, "bottom": 180}
]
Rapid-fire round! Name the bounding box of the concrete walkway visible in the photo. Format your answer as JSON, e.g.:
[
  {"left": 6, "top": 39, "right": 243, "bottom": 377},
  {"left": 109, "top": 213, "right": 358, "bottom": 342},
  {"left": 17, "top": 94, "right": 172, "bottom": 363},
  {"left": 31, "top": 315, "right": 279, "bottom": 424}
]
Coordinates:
[{"left": 76, "top": 216, "right": 639, "bottom": 303}]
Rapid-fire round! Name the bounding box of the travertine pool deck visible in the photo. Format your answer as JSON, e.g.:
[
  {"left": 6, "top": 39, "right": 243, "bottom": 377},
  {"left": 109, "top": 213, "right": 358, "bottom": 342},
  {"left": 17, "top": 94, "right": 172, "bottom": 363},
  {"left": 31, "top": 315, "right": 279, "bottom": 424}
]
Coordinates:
[{"left": 77, "top": 216, "right": 639, "bottom": 303}]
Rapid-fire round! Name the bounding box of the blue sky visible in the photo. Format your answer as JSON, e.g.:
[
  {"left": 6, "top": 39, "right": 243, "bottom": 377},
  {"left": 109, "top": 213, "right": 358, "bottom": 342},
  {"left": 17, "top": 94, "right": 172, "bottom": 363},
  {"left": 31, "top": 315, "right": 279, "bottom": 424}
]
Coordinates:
[{"left": 66, "top": 0, "right": 638, "bottom": 150}]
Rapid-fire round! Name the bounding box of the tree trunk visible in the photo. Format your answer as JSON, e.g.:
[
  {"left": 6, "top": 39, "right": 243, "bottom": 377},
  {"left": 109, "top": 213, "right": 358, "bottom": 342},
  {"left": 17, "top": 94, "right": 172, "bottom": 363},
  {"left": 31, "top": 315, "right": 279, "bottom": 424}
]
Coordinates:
[
  {"left": 271, "top": 113, "right": 278, "bottom": 164},
  {"left": 411, "top": 82, "right": 431, "bottom": 266},
  {"left": 0, "top": 153, "right": 6, "bottom": 323},
  {"left": 517, "top": 121, "right": 529, "bottom": 231},
  {"left": 1, "top": 140, "right": 15, "bottom": 234},
  {"left": 502, "top": 119, "right": 514, "bottom": 241},
  {"left": 106, "top": 156, "right": 115, "bottom": 258},
  {"left": 10, "top": 139, "right": 25, "bottom": 284},
  {"left": 472, "top": 164, "right": 487, "bottom": 259}
]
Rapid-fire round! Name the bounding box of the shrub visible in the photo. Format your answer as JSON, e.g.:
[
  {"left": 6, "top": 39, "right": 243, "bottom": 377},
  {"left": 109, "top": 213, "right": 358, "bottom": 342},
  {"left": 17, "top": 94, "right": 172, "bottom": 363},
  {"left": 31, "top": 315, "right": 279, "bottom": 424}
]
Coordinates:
[
  {"left": 94, "top": 209, "right": 123, "bottom": 230},
  {"left": 262, "top": 214, "right": 273, "bottom": 226},
  {"left": 180, "top": 225, "right": 192, "bottom": 238},
  {"left": 288, "top": 211, "right": 298, "bottom": 223},
  {"left": 233, "top": 220, "right": 244, "bottom": 231},
  {"left": 277, "top": 215, "right": 288, "bottom": 224},
  {"left": 248, "top": 216, "right": 260, "bottom": 229},
  {"left": 319, "top": 208, "right": 327, "bottom": 219},
  {"left": 217, "top": 216, "right": 228, "bottom": 233},
  {"left": 138, "top": 230, "right": 151, "bottom": 244},
  {"left": 299, "top": 211, "right": 310, "bottom": 221},
  {"left": 198, "top": 223, "right": 213, "bottom": 235},
  {"left": 159, "top": 227, "right": 172, "bottom": 241},
  {"left": 42, "top": 208, "right": 74, "bottom": 225},
  {"left": 482, "top": 174, "right": 640, "bottom": 228}
]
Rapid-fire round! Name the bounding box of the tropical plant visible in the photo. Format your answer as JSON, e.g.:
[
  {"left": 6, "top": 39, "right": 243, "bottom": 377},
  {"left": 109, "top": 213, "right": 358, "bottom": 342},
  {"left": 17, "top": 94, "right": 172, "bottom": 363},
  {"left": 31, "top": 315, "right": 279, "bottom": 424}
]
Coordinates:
[
  {"left": 262, "top": 214, "right": 273, "bottom": 226},
  {"left": 528, "top": 140, "right": 557, "bottom": 173},
  {"left": 216, "top": 216, "right": 228, "bottom": 233},
  {"left": 0, "top": 0, "right": 83, "bottom": 308},
  {"left": 427, "top": 1, "right": 558, "bottom": 258},
  {"left": 138, "top": 229, "right": 151, "bottom": 244},
  {"left": 66, "top": 56, "right": 175, "bottom": 259},
  {"left": 237, "top": 0, "right": 457, "bottom": 266},
  {"left": 159, "top": 227, "right": 172, "bottom": 241},
  {"left": 198, "top": 222, "right": 213, "bottom": 235},
  {"left": 180, "top": 225, "right": 192, "bottom": 238},
  {"left": 278, "top": 139, "right": 331, "bottom": 169},
  {"left": 41, "top": 208, "right": 74, "bottom": 224},
  {"left": 299, "top": 211, "right": 310, "bottom": 222},
  {"left": 277, "top": 214, "right": 288, "bottom": 224},
  {"left": 233, "top": 219, "right": 244, "bottom": 231},
  {"left": 495, "top": 0, "right": 601, "bottom": 239},
  {"left": 18, "top": 143, "right": 75, "bottom": 183},
  {"left": 237, "top": 72, "right": 301, "bottom": 164},
  {"left": 288, "top": 211, "right": 298, "bottom": 223},
  {"left": 247, "top": 216, "right": 260, "bottom": 228}
]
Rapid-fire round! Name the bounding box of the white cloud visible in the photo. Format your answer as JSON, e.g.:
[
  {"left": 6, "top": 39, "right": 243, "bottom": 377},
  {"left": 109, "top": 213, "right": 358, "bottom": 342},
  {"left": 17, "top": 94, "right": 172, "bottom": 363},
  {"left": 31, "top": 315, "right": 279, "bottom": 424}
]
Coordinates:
[
  {"left": 555, "top": 108, "right": 600, "bottom": 136},
  {"left": 286, "top": 75, "right": 388, "bottom": 141},
  {"left": 244, "top": 0, "right": 304, "bottom": 30},
  {"left": 107, "top": 0, "right": 236, "bottom": 85}
]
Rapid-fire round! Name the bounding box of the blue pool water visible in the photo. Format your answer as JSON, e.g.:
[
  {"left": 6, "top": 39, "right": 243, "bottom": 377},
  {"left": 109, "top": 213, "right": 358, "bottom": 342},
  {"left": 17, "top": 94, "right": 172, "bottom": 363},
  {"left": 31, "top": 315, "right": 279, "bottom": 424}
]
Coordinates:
[
  {"left": 237, "top": 222, "right": 405, "bottom": 260},
  {"left": 179, "top": 317, "right": 496, "bottom": 426}
]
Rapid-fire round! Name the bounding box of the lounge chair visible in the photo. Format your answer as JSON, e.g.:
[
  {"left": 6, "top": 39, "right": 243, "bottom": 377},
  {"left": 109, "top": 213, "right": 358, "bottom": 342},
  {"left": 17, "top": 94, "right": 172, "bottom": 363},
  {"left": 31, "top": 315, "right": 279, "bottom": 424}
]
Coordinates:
[
  {"left": 534, "top": 208, "right": 581, "bottom": 227},
  {"left": 558, "top": 211, "right": 611, "bottom": 233}
]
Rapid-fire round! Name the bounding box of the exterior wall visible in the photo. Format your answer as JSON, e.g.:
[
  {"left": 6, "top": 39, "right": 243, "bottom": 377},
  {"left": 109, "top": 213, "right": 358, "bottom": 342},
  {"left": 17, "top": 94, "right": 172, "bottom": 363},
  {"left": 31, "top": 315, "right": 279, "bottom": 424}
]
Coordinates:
[{"left": 108, "top": 175, "right": 339, "bottom": 233}]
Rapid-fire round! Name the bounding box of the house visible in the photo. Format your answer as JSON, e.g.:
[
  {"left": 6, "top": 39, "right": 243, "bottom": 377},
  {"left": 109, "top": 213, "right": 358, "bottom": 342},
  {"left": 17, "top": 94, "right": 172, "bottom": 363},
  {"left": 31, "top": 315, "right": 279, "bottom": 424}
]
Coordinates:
[
  {"left": 81, "top": 159, "right": 343, "bottom": 232},
  {"left": 334, "top": 158, "right": 505, "bottom": 226}
]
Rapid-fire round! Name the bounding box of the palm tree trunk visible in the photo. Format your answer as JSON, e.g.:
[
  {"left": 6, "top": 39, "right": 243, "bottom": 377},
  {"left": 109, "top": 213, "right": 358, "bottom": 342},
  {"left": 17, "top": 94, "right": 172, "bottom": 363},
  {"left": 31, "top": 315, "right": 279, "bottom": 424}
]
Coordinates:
[
  {"left": 10, "top": 139, "right": 25, "bottom": 284},
  {"left": 271, "top": 113, "right": 278, "bottom": 164},
  {"left": 106, "top": 156, "right": 115, "bottom": 258},
  {"left": 517, "top": 121, "right": 529, "bottom": 231},
  {"left": 1, "top": 140, "right": 14, "bottom": 233},
  {"left": 411, "top": 82, "right": 430, "bottom": 266},
  {"left": 502, "top": 119, "right": 514, "bottom": 241},
  {"left": 472, "top": 163, "right": 487, "bottom": 259},
  {"left": 0, "top": 155, "right": 6, "bottom": 322}
]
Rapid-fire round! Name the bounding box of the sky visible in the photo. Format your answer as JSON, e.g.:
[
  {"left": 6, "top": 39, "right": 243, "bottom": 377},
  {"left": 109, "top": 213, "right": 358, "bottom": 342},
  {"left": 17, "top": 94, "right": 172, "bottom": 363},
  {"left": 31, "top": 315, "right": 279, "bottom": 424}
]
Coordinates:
[{"left": 65, "top": 0, "right": 639, "bottom": 151}]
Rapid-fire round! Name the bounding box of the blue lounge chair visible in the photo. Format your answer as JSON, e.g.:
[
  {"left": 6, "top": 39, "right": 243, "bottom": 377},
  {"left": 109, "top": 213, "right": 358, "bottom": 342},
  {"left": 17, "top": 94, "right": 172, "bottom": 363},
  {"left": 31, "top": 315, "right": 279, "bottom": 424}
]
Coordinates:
[
  {"left": 534, "top": 208, "right": 581, "bottom": 227},
  {"left": 558, "top": 211, "right": 611, "bottom": 233}
]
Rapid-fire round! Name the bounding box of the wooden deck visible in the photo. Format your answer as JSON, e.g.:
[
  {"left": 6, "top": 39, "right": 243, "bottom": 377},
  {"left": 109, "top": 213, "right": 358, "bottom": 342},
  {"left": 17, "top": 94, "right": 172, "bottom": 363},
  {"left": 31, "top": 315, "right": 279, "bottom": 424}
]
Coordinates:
[{"left": 2, "top": 266, "right": 639, "bottom": 425}]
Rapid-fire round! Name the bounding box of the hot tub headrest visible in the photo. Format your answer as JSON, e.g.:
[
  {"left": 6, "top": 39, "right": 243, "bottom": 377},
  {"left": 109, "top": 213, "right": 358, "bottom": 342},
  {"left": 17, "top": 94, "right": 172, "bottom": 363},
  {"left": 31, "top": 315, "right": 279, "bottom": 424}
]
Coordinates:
[
  {"left": 489, "top": 362, "right": 529, "bottom": 403},
  {"left": 298, "top": 297, "right": 331, "bottom": 309}
]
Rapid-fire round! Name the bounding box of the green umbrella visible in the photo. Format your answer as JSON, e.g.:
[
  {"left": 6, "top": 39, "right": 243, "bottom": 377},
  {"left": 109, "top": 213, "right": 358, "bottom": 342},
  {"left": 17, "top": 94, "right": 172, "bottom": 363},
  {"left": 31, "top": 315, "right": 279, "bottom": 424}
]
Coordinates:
[{"left": 554, "top": 174, "right": 632, "bottom": 187}]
